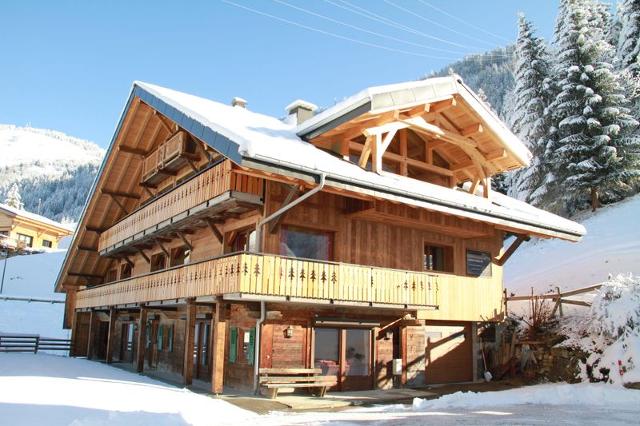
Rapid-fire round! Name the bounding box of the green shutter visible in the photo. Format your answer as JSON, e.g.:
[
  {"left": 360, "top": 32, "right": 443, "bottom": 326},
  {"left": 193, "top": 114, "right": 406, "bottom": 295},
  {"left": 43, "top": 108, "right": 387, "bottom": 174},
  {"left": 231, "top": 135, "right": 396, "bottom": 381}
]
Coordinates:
[
  {"left": 229, "top": 327, "right": 238, "bottom": 363},
  {"left": 247, "top": 328, "right": 256, "bottom": 365}
]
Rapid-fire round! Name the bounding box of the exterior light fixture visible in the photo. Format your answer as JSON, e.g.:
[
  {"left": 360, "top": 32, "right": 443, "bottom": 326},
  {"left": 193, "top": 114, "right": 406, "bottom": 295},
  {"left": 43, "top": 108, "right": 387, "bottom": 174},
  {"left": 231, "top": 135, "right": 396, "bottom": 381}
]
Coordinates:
[{"left": 284, "top": 325, "right": 294, "bottom": 338}]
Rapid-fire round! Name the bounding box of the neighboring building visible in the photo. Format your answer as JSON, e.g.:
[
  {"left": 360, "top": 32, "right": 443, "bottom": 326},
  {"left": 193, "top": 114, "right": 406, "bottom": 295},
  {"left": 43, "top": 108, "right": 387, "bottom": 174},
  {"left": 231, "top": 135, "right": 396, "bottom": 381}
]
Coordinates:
[
  {"left": 0, "top": 203, "right": 74, "bottom": 252},
  {"left": 55, "top": 77, "right": 585, "bottom": 393}
]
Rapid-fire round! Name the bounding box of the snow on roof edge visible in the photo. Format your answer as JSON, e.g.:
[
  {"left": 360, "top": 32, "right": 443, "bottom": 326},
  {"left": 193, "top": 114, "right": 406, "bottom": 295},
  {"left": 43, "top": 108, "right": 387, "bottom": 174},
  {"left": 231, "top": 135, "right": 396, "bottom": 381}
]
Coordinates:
[{"left": 0, "top": 203, "right": 74, "bottom": 233}]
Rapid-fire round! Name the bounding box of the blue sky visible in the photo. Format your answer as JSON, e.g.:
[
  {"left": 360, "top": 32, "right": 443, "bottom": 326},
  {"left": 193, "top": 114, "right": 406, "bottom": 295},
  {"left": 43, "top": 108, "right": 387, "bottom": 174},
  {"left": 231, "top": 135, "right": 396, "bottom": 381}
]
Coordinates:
[{"left": 0, "top": 1, "right": 559, "bottom": 148}]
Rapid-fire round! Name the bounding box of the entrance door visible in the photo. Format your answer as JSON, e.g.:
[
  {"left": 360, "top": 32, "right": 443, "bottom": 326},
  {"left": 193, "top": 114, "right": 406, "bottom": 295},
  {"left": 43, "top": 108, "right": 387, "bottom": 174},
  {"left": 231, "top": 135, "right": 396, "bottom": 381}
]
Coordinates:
[
  {"left": 313, "top": 328, "right": 373, "bottom": 391},
  {"left": 425, "top": 323, "right": 473, "bottom": 384},
  {"left": 194, "top": 321, "right": 211, "bottom": 380}
]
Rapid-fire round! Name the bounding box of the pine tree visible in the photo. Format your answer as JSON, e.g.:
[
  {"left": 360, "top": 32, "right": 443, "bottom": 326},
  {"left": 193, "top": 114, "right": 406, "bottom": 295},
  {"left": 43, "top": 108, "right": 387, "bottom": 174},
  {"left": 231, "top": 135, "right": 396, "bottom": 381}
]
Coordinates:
[
  {"left": 550, "top": 3, "right": 640, "bottom": 211},
  {"left": 617, "top": 0, "right": 640, "bottom": 75},
  {"left": 507, "top": 15, "right": 553, "bottom": 204},
  {"left": 4, "top": 183, "right": 23, "bottom": 210}
]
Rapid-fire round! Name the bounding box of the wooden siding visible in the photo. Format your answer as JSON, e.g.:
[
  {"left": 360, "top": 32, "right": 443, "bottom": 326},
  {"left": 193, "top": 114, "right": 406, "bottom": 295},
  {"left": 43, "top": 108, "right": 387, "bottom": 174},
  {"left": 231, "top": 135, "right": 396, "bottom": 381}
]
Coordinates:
[{"left": 98, "top": 160, "right": 263, "bottom": 252}]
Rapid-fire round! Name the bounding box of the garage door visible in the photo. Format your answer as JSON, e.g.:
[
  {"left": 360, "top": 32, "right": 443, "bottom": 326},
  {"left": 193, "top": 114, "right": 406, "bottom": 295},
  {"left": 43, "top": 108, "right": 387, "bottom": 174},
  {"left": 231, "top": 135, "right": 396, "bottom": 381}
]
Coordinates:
[{"left": 424, "top": 322, "right": 473, "bottom": 384}]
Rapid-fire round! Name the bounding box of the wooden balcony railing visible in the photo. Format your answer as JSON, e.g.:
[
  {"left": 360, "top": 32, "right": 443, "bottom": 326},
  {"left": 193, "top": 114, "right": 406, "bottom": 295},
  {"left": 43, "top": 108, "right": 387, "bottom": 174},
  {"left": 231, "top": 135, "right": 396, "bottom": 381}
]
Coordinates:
[
  {"left": 75, "top": 253, "right": 444, "bottom": 310},
  {"left": 98, "top": 160, "right": 263, "bottom": 253}
]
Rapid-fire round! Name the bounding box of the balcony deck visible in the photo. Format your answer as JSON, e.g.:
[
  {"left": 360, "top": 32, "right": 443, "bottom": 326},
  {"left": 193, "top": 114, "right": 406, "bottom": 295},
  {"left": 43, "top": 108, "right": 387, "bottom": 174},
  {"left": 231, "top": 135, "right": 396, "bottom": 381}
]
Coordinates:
[
  {"left": 75, "top": 253, "right": 504, "bottom": 321},
  {"left": 98, "top": 160, "right": 263, "bottom": 255}
]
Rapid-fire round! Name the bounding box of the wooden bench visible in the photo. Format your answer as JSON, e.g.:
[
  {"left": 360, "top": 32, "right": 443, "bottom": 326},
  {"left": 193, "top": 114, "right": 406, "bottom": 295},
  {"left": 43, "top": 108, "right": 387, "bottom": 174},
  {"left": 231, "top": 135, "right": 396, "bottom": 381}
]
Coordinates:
[{"left": 258, "top": 368, "right": 337, "bottom": 399}]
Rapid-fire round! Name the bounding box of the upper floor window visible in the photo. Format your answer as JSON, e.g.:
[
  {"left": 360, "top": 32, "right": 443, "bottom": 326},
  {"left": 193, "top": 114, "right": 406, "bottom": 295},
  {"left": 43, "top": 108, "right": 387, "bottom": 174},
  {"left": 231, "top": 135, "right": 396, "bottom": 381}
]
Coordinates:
[
  {"left": 424, "top": 244, "right": 454, "bottom": 273},
  {"left": 42, "top": 239, "right": 53, "bottom": 248},
  {"left": 466, "top": 250, "right": 492, "bottom": 277},
  {"left": 170, "top": 246, "right": 191, "bottom": 267},
  {"left": 17, "top": 233, "right": 33, "bottom": 248},
  {"left": 120, "top": 263, "right": 132, "bottom": 279},
  {"left": 150, "top": 253, "right": 166, "bottom": 272},
  {"left": 280, "top": 226, "right": 333, "bottom": 261},
  {"left": 229, "top": 228, "right": 256, "bottom": 253}
]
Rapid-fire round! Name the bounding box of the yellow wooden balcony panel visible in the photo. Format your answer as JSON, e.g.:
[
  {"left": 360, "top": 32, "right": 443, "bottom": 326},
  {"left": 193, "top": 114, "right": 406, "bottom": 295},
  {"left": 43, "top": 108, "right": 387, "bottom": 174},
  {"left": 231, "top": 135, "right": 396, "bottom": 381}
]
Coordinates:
[{"left": 75, "top": 253, "right": 504, "bottom": 321}]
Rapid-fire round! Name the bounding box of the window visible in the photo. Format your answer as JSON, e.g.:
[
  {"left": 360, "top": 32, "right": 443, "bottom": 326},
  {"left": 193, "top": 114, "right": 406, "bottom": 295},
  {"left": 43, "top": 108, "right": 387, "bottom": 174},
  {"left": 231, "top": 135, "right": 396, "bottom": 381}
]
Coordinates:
[
  {"left": 157, "top": 325, "right": 164, "bottom": 352},
  {"left": 167, "top": 325, "right": 174, "bottom": 352},
  {"left": 127, "top": 323, "right": 134, "bottom": 351},
  {"left": 229, "top": 228, "right": 256, "bottom": 253},
  {"left": 424, "top": 244, "right": 454, "bottom": 273},
  {"left": 170, "top": 246, "right": 190, "bottom": 267},
  {"left": 314, "top": 328, "right": 340, "bottom": 376},
  {"left": 466, "top": 250, "right": 492, "bottom": 277},
  {"left": 42, "top": 239, "right": 52, "bottom": 248},
  {"left": 229, "top": 327, "right": 238, "bottom": 363},
  {"left": 345, "top": 329, "right": 370, "bottom": 376},
  {"left": 17, "top": 233, "right": 33, "bottom": 248},
  {"left": 120, "top": 263, "right": 132, "bottom": 279},
  {"left": 150, "top": 253, "right": 166, "bottom": 272},
  {"left": 280, "top": 226, "right": 333, "bottom": 261}
]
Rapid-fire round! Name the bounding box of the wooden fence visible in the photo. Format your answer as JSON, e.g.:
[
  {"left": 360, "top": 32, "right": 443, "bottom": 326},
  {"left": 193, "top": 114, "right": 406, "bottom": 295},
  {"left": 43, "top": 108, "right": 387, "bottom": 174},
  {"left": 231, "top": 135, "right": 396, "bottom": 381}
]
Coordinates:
[
  {"left": 0, "top": 334, "right": 71, "bottom": 354},
  {"left": 506, "top": 284, "right": 602, "bottom": 317}
]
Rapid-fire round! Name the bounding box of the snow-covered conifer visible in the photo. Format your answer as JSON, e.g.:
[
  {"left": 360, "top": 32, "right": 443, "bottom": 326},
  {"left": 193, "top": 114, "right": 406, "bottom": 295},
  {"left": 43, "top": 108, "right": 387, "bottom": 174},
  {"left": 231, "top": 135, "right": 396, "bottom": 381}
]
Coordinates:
[{"left": 4, "top": 183, "right": 24, "bottom": 210}]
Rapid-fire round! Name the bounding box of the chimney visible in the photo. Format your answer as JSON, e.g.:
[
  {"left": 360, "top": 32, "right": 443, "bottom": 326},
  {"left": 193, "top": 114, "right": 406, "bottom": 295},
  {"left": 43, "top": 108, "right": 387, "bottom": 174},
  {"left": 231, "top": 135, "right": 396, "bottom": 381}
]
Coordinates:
[
  {"left": 285, "top": 99, "right": 318, "bottom": 125},
  {"left": 231, "top": 97, "right": 247, "bottom": 108}
]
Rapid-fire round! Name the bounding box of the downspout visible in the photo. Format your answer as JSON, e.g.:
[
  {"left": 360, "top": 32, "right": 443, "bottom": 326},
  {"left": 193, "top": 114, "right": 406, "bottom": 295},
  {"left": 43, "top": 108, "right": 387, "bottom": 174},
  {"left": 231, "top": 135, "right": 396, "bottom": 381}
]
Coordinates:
[
  {"left": 254, "top": 172, "right": 326, "bottom": 251},
  {"left": 253, "top": 300, "right": 266, "bottom": 393},
  {"left": 252, "top": 172, "right": 326, "bottom": 393}
]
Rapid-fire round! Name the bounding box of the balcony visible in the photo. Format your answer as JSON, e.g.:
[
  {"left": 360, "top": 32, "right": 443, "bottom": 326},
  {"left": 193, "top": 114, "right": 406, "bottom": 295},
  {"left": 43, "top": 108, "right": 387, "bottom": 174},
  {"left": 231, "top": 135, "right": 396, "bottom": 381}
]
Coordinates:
[
  {"left": 75, "top": 253, "right": 504, "bottom": 321},
  {"left": 141, "top": 131, "right": 199, "bottom": 186},
  {"left": 98, "top": 160, "right": 263, "bottom": 255}
]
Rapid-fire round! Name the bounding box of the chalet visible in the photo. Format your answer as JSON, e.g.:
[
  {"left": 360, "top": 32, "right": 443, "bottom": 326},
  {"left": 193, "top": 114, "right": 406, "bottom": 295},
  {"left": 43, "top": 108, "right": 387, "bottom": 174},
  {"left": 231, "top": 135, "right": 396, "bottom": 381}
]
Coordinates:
[
  {"left": 0, "top": 203, "right": 73, "bottom": 252},
  {"left": 55, "top": 76, "right": 585, "bottom": 394}
]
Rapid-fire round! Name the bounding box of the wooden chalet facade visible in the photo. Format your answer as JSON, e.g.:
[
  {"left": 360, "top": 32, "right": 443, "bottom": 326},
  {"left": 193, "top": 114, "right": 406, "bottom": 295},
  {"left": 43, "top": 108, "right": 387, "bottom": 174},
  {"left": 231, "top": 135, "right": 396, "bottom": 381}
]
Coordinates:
[{"left": 55, "top": 76, "right": 585, "bottom": 393}]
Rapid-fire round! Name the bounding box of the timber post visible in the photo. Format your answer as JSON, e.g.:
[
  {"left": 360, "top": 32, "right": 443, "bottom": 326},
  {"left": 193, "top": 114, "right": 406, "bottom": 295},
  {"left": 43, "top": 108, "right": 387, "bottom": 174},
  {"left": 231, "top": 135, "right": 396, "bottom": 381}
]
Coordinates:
[
  {"left": 183, "top": 298, "right": 196, "bottom": 386},
  {"left": 69, "top": 309, "right": 78, "bottom": 357},
  {"left": 211, "top": 301, "right": 227, "bottom": 394},
  {"left": 105, "top": 307, "right": 116, "bottom": 364},
  {"left": 86, "top": 309, "right": 95, "bottom": 360},
  {"left": 136, "top": 305, "right": 147, "bottom": 373}
]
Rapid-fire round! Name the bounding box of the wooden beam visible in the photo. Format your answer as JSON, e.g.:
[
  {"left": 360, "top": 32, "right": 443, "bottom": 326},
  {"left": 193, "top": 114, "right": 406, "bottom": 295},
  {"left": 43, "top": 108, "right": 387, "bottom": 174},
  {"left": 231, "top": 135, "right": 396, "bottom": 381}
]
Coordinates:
[
  {"left": 137, "top": 248, "right": 150, "bottom": 264},
  {"left": 106, "top": 193, "right": 129, "bottom": 215},
  {"left": 430, "top": 97, "right": 456, "bottom": 113},
  {"left": 399, "top": 129, "right": 408, "bottom": 176},
  {"left": 358, "top": 136, "right": 374, "bottom": 168},
  {"left": 495, "top": 234, "right": 528, "bottom": 266},
  {"left": 561, "top": 299, "right": 591, "bottom": 307},
  {"left": 85, "top": 226, "right": 103, "bottom": 233},
  {"left": 156, "top": 239, "right": 170, "bottom": 257},
  {"left": 469, "top": 179, "right": 480, "bottom": 195},
  {"left": 461, "top": 123, "right": 483, "bottom": 137},
  {"left": 154, "top": 110, "right": 176, "bottom": 133},
  {"left": 362, "top": 121, "right": 408, "bottom": 138},
  {"left": 177, "top": 231, "right": 193, "bottom": 251},
  {"left": 205, "top": 219, "right": 224, "bottom": 244},
  {"left": 86, "top": 310, "right": 96, "bottom": 360},
  {"left": 211, "top": 301, "right": 227, "bottom": 394},
  {"left": 77, "top": 246, "right": 97, "bottom": 252},
  {"left": 183, "top": 299, "right": 196, "bottom": 386},
  {"left": 350, "top": 141, "right": 453, "bottom": 177},
  {"left": 68, "top": 272, "right": 103, "bottom": 279},
  {"left": 136, "top": 306, "right": 147, "bottom": 373},
  {"left": 102, "top": 189, "right": 140, "bottom": 200},
  {"left": 106, "top": 307, "right": 117, "bottom": 363},
  {"left": 123, "top": 256, "right": 135, "bottom": 268},
  {"left": 118, "top": 145, "right": 147, "bottom": 157},
  {"left": 268, "top": 185, "right": 299, "bottom": 234}
]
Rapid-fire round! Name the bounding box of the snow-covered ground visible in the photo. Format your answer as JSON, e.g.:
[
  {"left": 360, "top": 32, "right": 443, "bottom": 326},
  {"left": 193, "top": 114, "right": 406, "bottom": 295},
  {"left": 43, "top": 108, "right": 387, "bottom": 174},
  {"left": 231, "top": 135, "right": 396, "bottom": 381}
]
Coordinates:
[
  {"left": 1, "top": 354, "right": 639, "bottom": 426},
  {"left": 505, "top": 193, "right": 640, "bottom": 295},
  {"left": 0, "top": 250, "right": 68, "bottom": 338}
]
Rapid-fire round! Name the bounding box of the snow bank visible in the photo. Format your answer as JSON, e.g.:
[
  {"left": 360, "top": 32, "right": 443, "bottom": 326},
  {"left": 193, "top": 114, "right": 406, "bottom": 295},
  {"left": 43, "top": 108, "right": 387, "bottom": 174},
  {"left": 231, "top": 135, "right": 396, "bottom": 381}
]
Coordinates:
[
  {"left": 561, "top": 274, "right": 640, "bottom": 384},
  {"left": 0, "top": 354, "right": 254, "bottom": 426},
  {"left": 505, "top": 193, "right": 640, "bottom": 294},
  {"left": 412, "top": 382, "right": 640, "bottom": 410},
  {"left": 0, "top": 250, "right": 68, "bottom": 338}
]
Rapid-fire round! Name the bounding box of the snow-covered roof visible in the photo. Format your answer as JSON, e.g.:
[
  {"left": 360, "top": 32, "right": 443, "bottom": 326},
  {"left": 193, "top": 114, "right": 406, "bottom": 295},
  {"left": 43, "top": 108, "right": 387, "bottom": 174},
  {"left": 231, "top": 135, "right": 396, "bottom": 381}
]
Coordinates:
[
  {"left": 0, "top": 203, "right": 75, "bottom": 233},
  {"left": 296, "top": 75, "right": 532, "bottom": 167},
  {"left": 130, "top": 81, "right": 585, "bottom": 241}
]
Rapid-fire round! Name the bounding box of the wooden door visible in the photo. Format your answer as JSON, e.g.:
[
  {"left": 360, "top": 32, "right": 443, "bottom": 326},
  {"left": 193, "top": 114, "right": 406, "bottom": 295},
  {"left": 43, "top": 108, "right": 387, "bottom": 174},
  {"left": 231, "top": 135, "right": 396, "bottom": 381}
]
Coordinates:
[{"left": 425, "top": 323, "right": 473, "bottom": 384}]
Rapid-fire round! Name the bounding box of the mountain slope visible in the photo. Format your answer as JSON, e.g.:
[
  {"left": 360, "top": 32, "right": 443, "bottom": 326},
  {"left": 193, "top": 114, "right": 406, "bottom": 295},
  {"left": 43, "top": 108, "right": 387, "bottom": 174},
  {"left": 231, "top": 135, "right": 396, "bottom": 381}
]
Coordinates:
[
  {"left": 0, "top": 125, "right": 104, "bottom": 222},
  {"left": 504, "top": 193, "right": 640, "bottom": 294}
]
